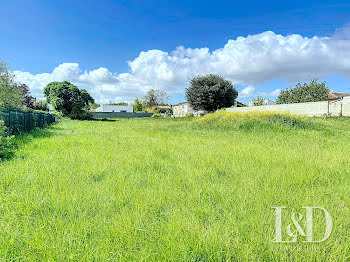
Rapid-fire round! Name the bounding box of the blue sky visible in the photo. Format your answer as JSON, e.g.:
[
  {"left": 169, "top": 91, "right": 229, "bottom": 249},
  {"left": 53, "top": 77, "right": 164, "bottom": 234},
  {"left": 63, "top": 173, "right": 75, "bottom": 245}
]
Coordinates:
[{"left": 1, "top": 0, "right": 350, "bottom": 104}]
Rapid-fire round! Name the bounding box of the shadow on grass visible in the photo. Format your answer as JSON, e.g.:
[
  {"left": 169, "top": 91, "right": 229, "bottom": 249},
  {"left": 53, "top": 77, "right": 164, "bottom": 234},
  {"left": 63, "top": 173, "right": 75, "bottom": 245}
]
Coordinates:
[
  {"left": 0, "top": 123, "right": 61, "bottom": 163},
  {"left": 15, "top": 123, "right": 63, "bottom": 143},
  {"left": 90, "top": 118, "right": 119, "bottom": 122}
]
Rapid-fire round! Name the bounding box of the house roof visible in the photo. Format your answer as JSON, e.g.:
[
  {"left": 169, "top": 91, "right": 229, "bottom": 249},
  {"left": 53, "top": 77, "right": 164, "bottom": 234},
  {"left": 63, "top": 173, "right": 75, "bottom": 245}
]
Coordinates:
[
  {"left": 328, "top": 92, "right": 350, "bottom": 100},
  {"left": 173, "top": 102, "right": 188, "bottom": 106},
  {"left": 236, "top": 101, "right": 246, "bottom": 107}
]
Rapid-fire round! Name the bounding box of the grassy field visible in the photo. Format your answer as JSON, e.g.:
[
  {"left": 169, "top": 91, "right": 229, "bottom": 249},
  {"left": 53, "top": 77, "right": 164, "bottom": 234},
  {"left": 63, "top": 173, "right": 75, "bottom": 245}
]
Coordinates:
[{"left": 0, "top": 113, "right": 349, "bottom": 261}]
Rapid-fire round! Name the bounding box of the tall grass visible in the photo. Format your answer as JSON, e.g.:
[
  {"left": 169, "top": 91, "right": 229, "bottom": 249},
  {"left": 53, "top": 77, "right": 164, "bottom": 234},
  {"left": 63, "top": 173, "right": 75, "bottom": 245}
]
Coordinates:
[
  {"left": 195, "top": 110, "right": 319, "bottom": 130},
  {"left": 0, "top": 116, "right": 349, "bottom": 260}
]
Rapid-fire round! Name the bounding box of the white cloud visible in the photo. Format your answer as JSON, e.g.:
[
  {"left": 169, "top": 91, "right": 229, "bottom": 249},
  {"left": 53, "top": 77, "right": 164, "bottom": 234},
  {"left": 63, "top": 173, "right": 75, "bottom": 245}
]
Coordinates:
[
  {"left": 239, "top": 86, "right": 281, "bottom": 98},
  {"left": 268, "top": 89, "right": 282, "bottom": 97},
  {"left": 13, "top": 29, "right": 350, "bottom": 102},
  {"left": 256, "top": 88, "right": 282, "bottom": 98},
  {"left": 239, "top": 86, "right": 255, "bottom": 97}
]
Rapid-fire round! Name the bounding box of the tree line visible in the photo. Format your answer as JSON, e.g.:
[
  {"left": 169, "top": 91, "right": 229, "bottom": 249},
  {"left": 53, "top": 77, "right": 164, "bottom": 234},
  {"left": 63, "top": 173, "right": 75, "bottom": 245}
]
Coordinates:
[
  {"left": 0, "top": 61, "right": 49, "bottom": 112},
  {"left": 1, "top": 58, "right": 332, "bottom": 119},
  {"left": 250, "top": 79, "right": 330, "bottom": 106}
]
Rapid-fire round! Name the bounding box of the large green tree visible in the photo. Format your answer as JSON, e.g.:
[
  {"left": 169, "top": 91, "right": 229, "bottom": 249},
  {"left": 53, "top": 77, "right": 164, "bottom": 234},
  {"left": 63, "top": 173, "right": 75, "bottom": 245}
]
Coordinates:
[
  {"left": 277, "top": 79, "right": 330, "bottom": 104},
  {"left": 186, "top": 74, "right": 238, "bottom": 112},
  {"left": 44, "top": 81, "right": 94, "bottom": 119},
  {"left": 0, "top": 61, "right": 23, "bottom": 110}
]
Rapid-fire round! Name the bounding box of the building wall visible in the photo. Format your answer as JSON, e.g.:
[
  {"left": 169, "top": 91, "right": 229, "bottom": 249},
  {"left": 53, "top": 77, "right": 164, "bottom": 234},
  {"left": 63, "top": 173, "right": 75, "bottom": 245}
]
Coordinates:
[
  {"left": 173, "top": 103, "right": 196, "bottom": 117},
  {"left": 95, "top": 105, "right": 133, "bottom": 113},
  {"left": 226, "top": 99, "right": 350, "bottom": 117},
  {"left": 342, "top": 97, "right": 350, "bottom": 116}
]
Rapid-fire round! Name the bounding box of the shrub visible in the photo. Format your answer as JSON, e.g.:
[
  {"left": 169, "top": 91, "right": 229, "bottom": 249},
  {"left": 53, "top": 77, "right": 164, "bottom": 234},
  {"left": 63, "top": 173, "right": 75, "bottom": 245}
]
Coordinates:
[
  {"left": 166, "top": 108, "right": 173, "bottom": 117},
  {"left": 33, "top": 101, "right": 49, "bottom": 112},
  {"left": 0, "top": 120, "right": 16, "bottom": 161},
  {"left": 151, "top": 113, "right": 162, "bottom": 118}
]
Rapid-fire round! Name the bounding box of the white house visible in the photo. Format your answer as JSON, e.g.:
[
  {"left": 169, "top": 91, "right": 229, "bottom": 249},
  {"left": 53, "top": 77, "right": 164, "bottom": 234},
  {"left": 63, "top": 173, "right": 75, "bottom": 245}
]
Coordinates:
[
  {"left": 248, "top": 99, "right": 276, "bottom": 107},
  {"left": 173, "top": 101, "right": 245, "bottom": 117},
  {"left": 95, "top": 104, "right": 133, "bottom": 113},
  {"left": 172, "top": 102, "right": 205, "bottom": 117}
]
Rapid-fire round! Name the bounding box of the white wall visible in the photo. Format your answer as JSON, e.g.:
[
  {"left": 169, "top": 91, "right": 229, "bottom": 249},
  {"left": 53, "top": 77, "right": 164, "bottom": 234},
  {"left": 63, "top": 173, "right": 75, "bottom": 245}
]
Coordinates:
[
  {"left": 341, "top": 97, "right": 350, "bottom": 116},
  {"left": 95, "top": 105, "right": 133, "bottom": 113},
  {"left": 227, "top": 99, "right": 350, "bottom": 117},
  {"left": 173, "top": 103, "right": 205, "bottom": 117},
  {"left": 173, "top": 103, "right": 195, "bottom": 117}
]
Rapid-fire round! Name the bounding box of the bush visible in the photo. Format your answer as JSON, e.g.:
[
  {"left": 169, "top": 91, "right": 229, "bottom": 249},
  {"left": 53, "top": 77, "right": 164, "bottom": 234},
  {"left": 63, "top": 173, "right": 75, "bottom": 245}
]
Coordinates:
[
  {"left": 151, "top": 113, "right": 162, "bottom": 118},
  {"left": 33, "top": 101, "right": 49, "bottom": 112},
  {"left": 166, "top": 108, "right": 173, "bottom": 116},
  {"left": 0, "top": 120, "right": 16, "bottom": 161}
]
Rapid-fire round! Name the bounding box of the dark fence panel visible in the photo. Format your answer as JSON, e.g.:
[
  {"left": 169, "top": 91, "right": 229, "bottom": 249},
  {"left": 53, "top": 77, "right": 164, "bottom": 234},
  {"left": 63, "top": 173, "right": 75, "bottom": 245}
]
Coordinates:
[
  {"left": 91, "top": 112, "right": 153, "bottom": 119},
  {"left": 0, "top": 109, "right": 55, "bottom": 135}
]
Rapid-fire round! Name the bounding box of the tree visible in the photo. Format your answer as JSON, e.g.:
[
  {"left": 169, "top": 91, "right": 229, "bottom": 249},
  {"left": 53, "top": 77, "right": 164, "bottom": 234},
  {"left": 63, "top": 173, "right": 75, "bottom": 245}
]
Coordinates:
[
  {"left": 133, "top": 98, "right": 143, "bottom": 112},
  {"left": 111, "top": 102, "right": 128, "bottom": 106},
  {"left": 44, "top": 81, "right": 95, "bottom": 119},
  {"left": 33, "top": 100, "right": 49, "bottom": 112},
  {"left": 90, "top": 103, "right": 100, "bottom": 110},
  {"left": 17, "top": 84, "right": 35, "bottom": 109},
  {"left": 186, "top": 74, "right": 238, "bottom": 112},
  {"left": 276, "top": 79, "right": 330, "bottom": 104},
  {"left": 143, "top": 89, "right": 169, "bottom": 107},
  {"left": 0, "top": 61, "right": 23, "bottom": 110},
  {"left": 251, "top": 96, "right": 265, "bottom": 106}
]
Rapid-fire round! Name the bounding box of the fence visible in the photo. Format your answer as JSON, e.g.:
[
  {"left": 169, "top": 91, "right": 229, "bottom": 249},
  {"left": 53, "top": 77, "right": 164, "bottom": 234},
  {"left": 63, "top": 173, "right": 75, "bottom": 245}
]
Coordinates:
[{"left": 0, "top": 109, "right": 55, "bottom": 135}]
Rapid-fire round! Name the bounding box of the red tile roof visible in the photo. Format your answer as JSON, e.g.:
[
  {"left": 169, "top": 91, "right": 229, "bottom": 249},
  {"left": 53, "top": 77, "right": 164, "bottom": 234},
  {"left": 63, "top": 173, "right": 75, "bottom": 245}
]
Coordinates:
[{"left": 328, "top": 92, "right": 350, "bottom": 100}]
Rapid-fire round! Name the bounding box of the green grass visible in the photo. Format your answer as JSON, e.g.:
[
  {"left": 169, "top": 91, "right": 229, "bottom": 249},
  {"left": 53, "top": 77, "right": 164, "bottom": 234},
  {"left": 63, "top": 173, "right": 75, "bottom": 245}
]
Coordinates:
[{"left": 0, "top": 114, "right": 350, "bottom": 261}]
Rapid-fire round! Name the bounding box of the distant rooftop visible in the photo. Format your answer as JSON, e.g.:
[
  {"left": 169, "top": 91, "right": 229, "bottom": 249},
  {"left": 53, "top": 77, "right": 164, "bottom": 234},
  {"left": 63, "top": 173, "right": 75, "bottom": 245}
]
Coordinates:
[{"left": 328, "top": 92, "right": 350, "bottom": 100}]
